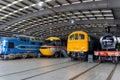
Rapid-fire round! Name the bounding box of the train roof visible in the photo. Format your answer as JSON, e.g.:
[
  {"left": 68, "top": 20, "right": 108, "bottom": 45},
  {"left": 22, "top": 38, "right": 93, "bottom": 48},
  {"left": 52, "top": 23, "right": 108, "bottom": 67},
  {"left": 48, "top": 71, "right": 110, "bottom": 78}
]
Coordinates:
[
  {"left": 46, "top": 37, "right": 60, "bottom": 41},
  {"left": 70, "top": 31, "right": 87, "bottom": 34},
  {"left": 68, "top": 31, "right": 88, "bottom": 36}
]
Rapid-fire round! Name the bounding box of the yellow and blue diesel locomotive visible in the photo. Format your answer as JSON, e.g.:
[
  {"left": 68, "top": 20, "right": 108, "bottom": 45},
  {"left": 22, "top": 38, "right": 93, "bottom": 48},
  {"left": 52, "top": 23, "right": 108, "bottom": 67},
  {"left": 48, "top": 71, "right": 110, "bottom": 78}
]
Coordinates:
[
  {"left": 39, "top": 37, "right": 68, "bottom": 57},
  {"left": 67, "top": 31, "right": 99, "bottom": 60},
  {"left": 0, "top": 34, "right": 42, "bottom": 59}
]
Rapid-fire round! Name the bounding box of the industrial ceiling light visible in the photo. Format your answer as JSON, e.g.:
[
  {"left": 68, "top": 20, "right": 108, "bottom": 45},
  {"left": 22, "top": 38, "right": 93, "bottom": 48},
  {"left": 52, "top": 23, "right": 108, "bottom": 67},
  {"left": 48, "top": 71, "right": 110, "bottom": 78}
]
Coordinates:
[
  {"left": 37, "top": 1, "right": 44, "bottom": 7},
  {"left": 70, "top": 19, "right": 75, "bottom": 24},
  {"left": 45, "top": 0, "right": 53, "bottom": 2},
  {"left": 37, "top": 0, "right": 54, "bottom": 7}
]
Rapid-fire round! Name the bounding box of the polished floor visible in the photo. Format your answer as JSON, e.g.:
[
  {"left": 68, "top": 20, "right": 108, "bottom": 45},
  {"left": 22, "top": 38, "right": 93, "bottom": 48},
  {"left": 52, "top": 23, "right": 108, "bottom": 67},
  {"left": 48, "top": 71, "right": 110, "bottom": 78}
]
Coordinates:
[{"left": 0, "top": 58, "right": 119, "bottom": 80}]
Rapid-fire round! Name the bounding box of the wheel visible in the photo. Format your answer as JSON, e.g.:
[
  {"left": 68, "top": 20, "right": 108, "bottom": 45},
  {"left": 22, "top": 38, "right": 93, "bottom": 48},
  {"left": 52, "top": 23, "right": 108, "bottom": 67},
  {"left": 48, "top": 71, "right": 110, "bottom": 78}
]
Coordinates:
[
  {"left": 99, "top": 56, "right": 101, "bottom": 63},
  {"left": 83, "top": 54, "right": 88, "bottom": 61},
  {"left": 99, "top": 56, "right": 104, "bottom": 63},
  {"left": 9, "top": 54, "right": 15, "bottom": 59},
  {"left": 33, "top": 53, "right": 38, "bottom": 58},
  {"left": 1, "top": 55, "right": 4, "bottom": 60},
  {"left": 22, "top": 54, "right": 27, "bottom": 59},
  {"left": 113, "top": 56, "right": 118, "bottom": 64},
  {"left": 54, "top": 52, "right": 59, "bottom": 58},
  {"left": 78, "top": 57, "right": 82, "bottom": 61},
  {"left": 71, "top": 57, "right": 75, "bottom": 61},
  {"left": 3, "top": 55, "right": 9, "bottom": 60},
  {"left": 115, "top": 57, "right": 118, "bottom": 63},
  {"left": 112, "top": 59, "right": 116, "bottom": 64},
  {"left": 69, "top": 52, "right": 72, "bottom": 57}
]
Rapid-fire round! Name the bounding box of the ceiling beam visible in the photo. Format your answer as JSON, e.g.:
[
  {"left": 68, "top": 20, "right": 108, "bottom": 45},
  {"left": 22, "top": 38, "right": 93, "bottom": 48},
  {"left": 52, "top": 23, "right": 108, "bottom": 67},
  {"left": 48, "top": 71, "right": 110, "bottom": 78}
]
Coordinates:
[
  {"left": 28, "top": 19, "right": 119, "bottom": 35},
  {"left": 39, "top": 28, "right": 106, "bottom": 39},
  {"left": 1, "top": 0, "right": 120, "bottom": 29},
  {"left": 35, "top": 26, "right": 118, "bottom": 36}
]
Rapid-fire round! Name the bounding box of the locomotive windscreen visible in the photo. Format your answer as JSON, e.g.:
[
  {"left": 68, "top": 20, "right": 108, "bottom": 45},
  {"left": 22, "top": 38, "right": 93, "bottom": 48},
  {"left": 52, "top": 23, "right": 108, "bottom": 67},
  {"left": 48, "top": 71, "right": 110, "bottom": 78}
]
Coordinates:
[{"left": 44, "top": 40, "right": 61, "bottom": 46}]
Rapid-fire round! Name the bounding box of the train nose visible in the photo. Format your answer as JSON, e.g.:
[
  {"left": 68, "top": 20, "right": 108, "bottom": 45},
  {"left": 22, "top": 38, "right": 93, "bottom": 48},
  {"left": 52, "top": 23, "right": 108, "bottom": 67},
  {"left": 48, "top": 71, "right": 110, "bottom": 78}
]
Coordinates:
[{"left": 82, "top": 47, "right": 85, "bottom": 49}]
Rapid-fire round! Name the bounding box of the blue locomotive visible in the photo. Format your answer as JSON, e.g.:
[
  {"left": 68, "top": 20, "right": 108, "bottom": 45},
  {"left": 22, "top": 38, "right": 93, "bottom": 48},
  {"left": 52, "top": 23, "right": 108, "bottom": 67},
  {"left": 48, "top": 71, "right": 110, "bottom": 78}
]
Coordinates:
[{"left": 0, "top": 34, "right": 42, "bottom": 59}]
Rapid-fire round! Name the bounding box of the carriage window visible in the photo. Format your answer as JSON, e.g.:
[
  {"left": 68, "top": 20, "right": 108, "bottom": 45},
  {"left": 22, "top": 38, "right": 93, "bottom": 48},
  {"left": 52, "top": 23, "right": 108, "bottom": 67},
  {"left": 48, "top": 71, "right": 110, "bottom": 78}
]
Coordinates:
[
  {"left": 75, "top": 34, "right": 78, "bottom": 40},
  {"left": 8, "top": 42, "right": 14, "bottom": 48},
  {"left": 20, "top": 37, "right": 27, "bottom": 42},
  {"left": 31, "top": 38, "right": 36, "bottom": 41},
  {"left": 79, "top": 34, "right": 84, "bottom": 39},
  {"left": 21, "top": 46, "right": 25, "bottom": 48},
  {"left": 70, "top": 35, "right": 74, "bottom": 40},
  {"left": 31, "top": 38, "right": 34, "bottom": 41},
  {"left": 31, "top": 42, "right": 35, "bottom": 45}
]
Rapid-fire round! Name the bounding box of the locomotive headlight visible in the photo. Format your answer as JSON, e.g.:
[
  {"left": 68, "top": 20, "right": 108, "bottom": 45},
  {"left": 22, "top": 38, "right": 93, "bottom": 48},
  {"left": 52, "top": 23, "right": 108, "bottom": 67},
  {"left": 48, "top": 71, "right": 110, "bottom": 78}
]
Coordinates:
[
  {"left": 3, "top": 40, "right": 7, "bottom": 43},
  {"left": 82, "top": 47, "right": 85, "bottom": 49},
  {"left": 3, "top": 40, "right": 7, "bottom": 46},
  {"left": 82, "top": 47, "right": 85, "bottom": 51}
]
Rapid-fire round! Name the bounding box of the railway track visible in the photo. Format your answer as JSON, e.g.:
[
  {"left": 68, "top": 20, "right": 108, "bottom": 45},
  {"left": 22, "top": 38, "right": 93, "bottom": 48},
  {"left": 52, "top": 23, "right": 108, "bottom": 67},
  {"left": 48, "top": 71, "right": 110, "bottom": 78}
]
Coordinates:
[
  {"left": 22, "top": 62, "right": 80, "bottom": 80},
  {"left": 19, "top": 62, "right": 100, "bottom": 80},
  {"left": 69, "top": 63, "right": 101, "bottom": 80},
  {"left": 0, "top": 60, "right": 118, "bottom": 80},
  {"left": 69, "top": 62, "right": 118, "bottom": 80},
  {"left": 22, "top": 62, "right": 100, "bottom": 80},
  {"left": 0, "top": 60, "right": 72, "bottom": 77},
  {"left": 0, "top": 61, "right": 99, "bottom": 80},
  {"left": 106, "top": 63, "right": 118, "bottom": 80}
]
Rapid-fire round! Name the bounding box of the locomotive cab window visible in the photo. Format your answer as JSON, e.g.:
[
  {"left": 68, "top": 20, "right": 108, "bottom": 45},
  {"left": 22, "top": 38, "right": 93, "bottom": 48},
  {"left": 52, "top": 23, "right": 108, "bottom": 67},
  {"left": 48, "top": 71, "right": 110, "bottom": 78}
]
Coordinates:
[
  {"left": 75, "top": 34, "right": 78, "bottom": 40},
  {"left": 79, "top": 34, "right": 85, "bottom": 39},
  {"left": 8, "top": 42, "right": 14, "bottom": 48},
  {"left": 20, "top": 37, "right": 27, "bottom": 42},
  {"left": 70, "top": 34, "right": 74, "bottom": 40}
]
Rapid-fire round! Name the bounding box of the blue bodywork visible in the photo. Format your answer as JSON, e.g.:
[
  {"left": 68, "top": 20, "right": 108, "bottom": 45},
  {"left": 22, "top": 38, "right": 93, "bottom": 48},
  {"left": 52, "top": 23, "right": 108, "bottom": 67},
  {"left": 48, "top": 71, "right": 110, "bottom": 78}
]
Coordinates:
[{"left": 0, "top": 34, "right": 42, "bottom": 55}]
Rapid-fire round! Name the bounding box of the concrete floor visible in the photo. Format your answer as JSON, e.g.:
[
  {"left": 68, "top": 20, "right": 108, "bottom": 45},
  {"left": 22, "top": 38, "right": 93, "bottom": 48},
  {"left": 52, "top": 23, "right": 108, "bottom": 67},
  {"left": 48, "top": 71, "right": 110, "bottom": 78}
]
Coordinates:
[
  {"left": 0, "top": 58, "right": 119, "bottom": 80},
  {"left": 111, "top": 63, "right": 120, "bottom": 80},
  {"left": 75, "top": 63, "right": 114, "bottom": 80}
]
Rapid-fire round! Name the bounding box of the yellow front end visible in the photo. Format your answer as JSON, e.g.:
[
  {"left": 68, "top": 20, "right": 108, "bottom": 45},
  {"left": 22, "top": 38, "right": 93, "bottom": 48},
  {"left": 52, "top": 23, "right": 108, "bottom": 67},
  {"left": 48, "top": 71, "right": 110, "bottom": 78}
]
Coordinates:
[
  {"left": 40, "top": 37, "right": 60, "bottom": 56},
  {"left": 39, "top": 47, "right": 53, "bottom": 56},
  {"left": 67, "top": 31, "right": 89, "bottom": 52}
]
